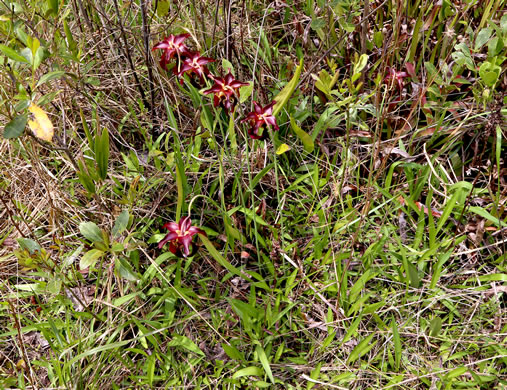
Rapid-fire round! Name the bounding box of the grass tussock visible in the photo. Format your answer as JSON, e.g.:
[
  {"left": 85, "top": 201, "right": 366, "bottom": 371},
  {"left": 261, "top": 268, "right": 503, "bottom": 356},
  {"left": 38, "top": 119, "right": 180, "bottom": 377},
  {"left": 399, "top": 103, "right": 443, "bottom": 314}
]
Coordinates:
[{"left": 0, "top": 0, "right": 506, "bottom": 389}]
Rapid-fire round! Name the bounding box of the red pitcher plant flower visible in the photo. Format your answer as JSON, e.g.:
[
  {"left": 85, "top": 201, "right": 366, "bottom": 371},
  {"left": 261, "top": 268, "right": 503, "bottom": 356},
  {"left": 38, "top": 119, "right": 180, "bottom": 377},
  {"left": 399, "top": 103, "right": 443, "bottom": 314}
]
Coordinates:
[
  {"left": 158, "top": 216, "right": 205, "bottom": 257},
  {"left": 176, "top": 51, "right": 215, "bottom": 86},
  {"left": 242, "top": 101, "right": 279, "bottom": 140},
  {"left": 384, "top": 66, "right": 409, "bottom": 92},
  {"left": 203, "top": 71, "right": 248, "bottom": 113},
  {"left": 152, "top": 33, "right": 191, "bottom": 70}
]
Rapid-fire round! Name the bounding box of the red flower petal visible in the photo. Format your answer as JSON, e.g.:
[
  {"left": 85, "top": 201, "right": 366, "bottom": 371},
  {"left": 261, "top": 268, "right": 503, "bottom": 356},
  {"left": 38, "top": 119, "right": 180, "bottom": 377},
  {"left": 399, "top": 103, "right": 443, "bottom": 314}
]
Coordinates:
[{"left": 158, "top": 231, "right": 179, "bottom": 249}]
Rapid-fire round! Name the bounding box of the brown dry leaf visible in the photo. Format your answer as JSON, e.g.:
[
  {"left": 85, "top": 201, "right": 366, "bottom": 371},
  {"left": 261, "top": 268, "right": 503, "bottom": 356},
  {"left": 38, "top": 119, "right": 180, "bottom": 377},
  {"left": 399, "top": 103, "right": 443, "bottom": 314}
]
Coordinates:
[{"left": 28, "top": 103, "right": 54, "bottom": 142}]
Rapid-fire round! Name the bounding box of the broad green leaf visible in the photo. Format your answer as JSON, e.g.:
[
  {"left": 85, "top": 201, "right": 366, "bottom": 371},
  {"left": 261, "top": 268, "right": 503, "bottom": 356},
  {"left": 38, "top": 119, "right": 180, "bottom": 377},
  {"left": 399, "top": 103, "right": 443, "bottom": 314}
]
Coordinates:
[
  {"left": 47, "top": 278, "right": 62, "bottom": 294},
  {"left": 474, "top": 27, "right": 492, "bottom": 51},
  {"left": 429, "top": 317, "right": 442, "bottom": 337},
  {"left": 290, "top": 116, "right": 314, "bottom": 152},
  {"left": 167, "top": 335, "right": 204, "bottom": 356},
  {"left": 199, "top": 234, "right": 252, "bottom": 282},
  {"left": 29, "top": 37, "right": 40, "bottom": 57},
  {"left": 276, "top": 143, "right": 291, "bottom": 155},
  {"left": 374, "top": 31, "right": 383, "bottom": 48},
  {"left": 232, "top": 366, "right": 263, "bottom": 379},
  {"left": 63, "top": 19, "right": 77, "bottom": 53},
  {"left": 272, "top": 58, "right": 303, "bottom": 116},
  {"left": 47, "top": 0, "right": 59, "bottom": 14},
  {"left": 353, "top": 54, "right": 368, "bottom": 74},
  {"left": 436, "top": 187, "right": 464, "bottom": 234},
  {"left": 430, "top": 249, "right": 452, "bottom": 289},
  {"left": 111, "top": 242, "right": 124, "bottom": 252},
  {"left": 20, "top": 47, "right": 32, "bottom": 64},
  {"left": 452, "top": 43, "right": 475, "bottom": 70},
  {"left": 221, "top": 58, "right": 234, "bottom": 74},
  {"left": 156, "top": 0, "right": 169, "bottom": 17},
  {"left": 256, "top": 345, "right": 275, "bottom": 384},
  {"left": 488, "top": 36, "right": 504, "bottom": 57},
  {"left": 424, "top": 62, "right": 443, "bottom": 85},
  {"left": 239, "top": 82, "right": 253, "bottom": 103},
  {"left": 228, "top": 112, "right": 237, "bottom": 151},
  {"left": 115, "top": 257, "right": 139, "bottom": 281},
  {"left": 77, "top": 161, "right": 96, "bottom": 195},
  {"left": 341, "top": 314, "right": 362, "bottom": 345},
  {"left": 0, "top": 44, "right": 30, "bottom": 63},
  {"left": 14, "top": 100, "right": 30, "bottom": 112},
  {"left": 405, "top": 260, "right": 420, "bottom": 288},
  {"left": 174, "top": 149, "right": 187, "bottom": 221},
  {"left": 64, "top": 340, "right": 132, "bottom": 369},
  {"left": 113, "top": 291, "right": 144, "bottom": 306},
  {"left": 17, "top": 238, "right": 41, "bottom": 254},
  {"left": 475, "top": 273, "right": 507, "bottom": 282},
  {"left": 347, "top": 333, "right": 376, "bottom": 364},
  {"left": 230, "top": 299, "right": 262, "bottom": 322},
  {"left": 3, "top": 115, "right": 27, "bottom": 139},
  {"left": 94, "top": 128, "right": 109, "bottom": 180},
  {"left": 348, "top": 269, "right": 377, "bottom": 303},
  {"left": 312, "top": 71, "right": 332, "bottom": 97},
  {"left": 228, "top": 206, "right": 269, "bottom": 226},
  {"left": 223, "top": 343, "right": 244, "bottom": 361},
  {"left": 80, "top": 249, "right": 104, "bottom": 269},
  {"left": 79, "top": 222, "right": 104, "bottom": 243},
  {"left": 36, "top": 71, "right": 65, "bottom": 88},
  {"left": 391, "top": 319, "right": 401, "bottom": 371},
  {"left": 445, "top": 366, "right": 467, "bottom": 380},
  {"left": 62, "top": 245, "right": 84, "bottom": 269},
  {"left": 112, "top": 210, "right": 129, "bottom": 237},
  {"left": 479, "top": 61, "right": 500, "bottom": 87},
  {"left": 310, "top": 18, "right": 326, "bottom": 30}
]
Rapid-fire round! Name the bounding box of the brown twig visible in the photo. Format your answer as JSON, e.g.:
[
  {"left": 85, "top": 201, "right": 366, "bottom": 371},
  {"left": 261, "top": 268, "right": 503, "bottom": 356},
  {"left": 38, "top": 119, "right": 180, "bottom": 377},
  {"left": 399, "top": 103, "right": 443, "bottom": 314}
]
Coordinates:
[
  {"left": 140, "top": 0, "right": 155, "bottom": 122},
  {"left": 8, "top": 301, "right": 35, "bottom": 388},
  {"left": 111, "top": 0, "right": 151, "bottom": 112}
]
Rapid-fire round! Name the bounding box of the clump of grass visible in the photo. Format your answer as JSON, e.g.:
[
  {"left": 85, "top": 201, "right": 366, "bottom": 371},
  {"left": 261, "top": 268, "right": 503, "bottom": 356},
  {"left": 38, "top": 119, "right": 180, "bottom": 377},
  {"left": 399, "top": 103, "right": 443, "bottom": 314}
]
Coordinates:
[{"left": 0, "top": 0, "right": 505, "bottom": 389}]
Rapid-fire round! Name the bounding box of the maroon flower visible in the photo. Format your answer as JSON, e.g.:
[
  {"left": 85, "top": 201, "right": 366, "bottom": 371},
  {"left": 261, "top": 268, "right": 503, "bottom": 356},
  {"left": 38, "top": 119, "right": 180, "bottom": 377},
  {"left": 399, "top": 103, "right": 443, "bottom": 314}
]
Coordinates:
[
  {"left": 384, "top": 67, "right": 409, "bottom": 92},
  {"left": 152, "top": 33, "right": 191, "bottom": 70},
  {"left": 176, "top": 51, "right": 215, "bottom": 85},
  {"left": 158, "top": 216, "right": 205, "bottom": 257},
  {"left": 203, "top": 71, "right": 248, "bottom": 113},
  {"left": 241, "top": 101, "right": 279, "bottom": 140}
]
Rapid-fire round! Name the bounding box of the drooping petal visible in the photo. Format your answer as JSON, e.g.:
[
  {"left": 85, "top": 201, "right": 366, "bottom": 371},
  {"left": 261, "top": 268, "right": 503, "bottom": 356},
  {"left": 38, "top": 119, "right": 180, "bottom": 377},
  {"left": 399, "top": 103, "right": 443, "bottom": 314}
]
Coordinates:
[
  {"left": 163, "top": 222, "right": 179, "bottom": 232},
  {"left": 179, "top": 234, "right": 194, "bottom": 257},
  {"left": 153, "top": 41, "right": 170, "bottom": 50},
  {"left": 188, "top": 226, "right": 206, "bottom": 236},
  {"left": 179, "top": 216, "right": 192, "bottom": 232},
  {"left": 264, "top": 115, "right": 278, "bottom": 129},
  {"left": 263, "top": 101, "right": 275, "bottom": 114},
  {"left": 158, "top": 231, "right": 179, "bottom": 248}
]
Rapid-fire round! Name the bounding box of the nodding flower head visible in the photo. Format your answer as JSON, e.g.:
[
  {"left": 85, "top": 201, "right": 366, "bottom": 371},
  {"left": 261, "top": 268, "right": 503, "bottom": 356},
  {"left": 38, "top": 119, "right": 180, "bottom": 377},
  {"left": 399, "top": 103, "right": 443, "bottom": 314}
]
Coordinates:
[
  {"left": 158, "top": 216, "right": 205, "bottom": 257},
  {"left": 176, "top": 51, "right": 215, "bottom": 86},
  {"left": 152, "top": 33, "right": 191, "bottom": 70},
  {"left": 384, "top": 67, "right": 409, "bottom": 92},
  {"left": 203, "top": 71, "right": 248, "bottom": 113},
  {"left": 241, "top": 101, "right": 279, "bottom": 140}
]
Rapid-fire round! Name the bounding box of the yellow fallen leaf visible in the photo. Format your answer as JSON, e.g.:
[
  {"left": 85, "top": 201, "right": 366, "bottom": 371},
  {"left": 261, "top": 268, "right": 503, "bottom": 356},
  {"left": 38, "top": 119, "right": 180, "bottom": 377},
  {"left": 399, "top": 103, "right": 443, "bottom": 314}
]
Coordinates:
[
  {"left": 276, "top": 143, "right": 291, "bottom": 155},
  {"left": 28, "top": 103, "right": 54, "bottom": 142}
]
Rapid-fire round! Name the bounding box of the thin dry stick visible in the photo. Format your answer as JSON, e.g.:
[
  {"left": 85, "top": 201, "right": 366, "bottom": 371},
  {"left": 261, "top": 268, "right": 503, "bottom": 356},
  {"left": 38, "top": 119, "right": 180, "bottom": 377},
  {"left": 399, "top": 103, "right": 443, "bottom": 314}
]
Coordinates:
[
  {"left": 8, "top": 301, "right": 35, "bottom": 388},
  {"left": 111, "top": 0, "right": 150, "bottom": 112},
  {"left": 296, "top": 0, "right": 388, "bottom": 91},
  {"left": 140, "top": 0, "right": 155, "bottom": 121}
]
